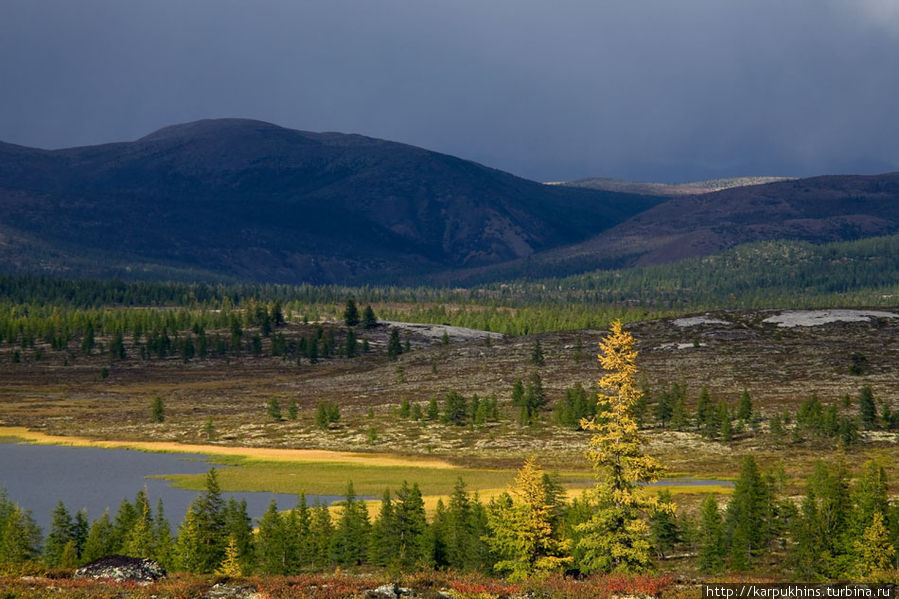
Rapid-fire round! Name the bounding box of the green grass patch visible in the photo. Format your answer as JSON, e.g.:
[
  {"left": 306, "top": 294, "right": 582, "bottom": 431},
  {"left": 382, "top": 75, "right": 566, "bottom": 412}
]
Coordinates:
[{"left": 155, "top": 457, "right": 522, "bottom": 497}]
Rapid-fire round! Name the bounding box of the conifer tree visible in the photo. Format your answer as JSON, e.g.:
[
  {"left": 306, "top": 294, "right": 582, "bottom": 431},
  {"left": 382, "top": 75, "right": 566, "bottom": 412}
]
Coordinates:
[
  {"left": 151, "top": 395, "right": 165, "bottom": 423},
  {"left": 387, "top": 328, "right": 403, "bottom": 360},
  {"left": 531, "top": 340, "right": 545, "bottom": 366},
  {"left": 426, "top": 396, "right": 439, "bottom": 421},
  {"left": 696, "top": 385, "right": 713, "bottom": 432},
  {"left": 217, "top": 536, "right": 243, "bottom": 576},
  {"left": 343, "top": 299, "right": 360, "bottom": 327},
  {"left": 369, "top": 490, "right": 397, "bottom": 567},
  {"left": 855, "top": 512, "right": 895, "bottom": 578},
  {"left": 256, "top": 500, "right": 288, "bottom": 574},
  {"left": 859, "top": 385, "right": 877, "bottom": 429},
  {"left": 485, "top": 457, "right": 570, "bottom": 580},
  {"left": 223, "top": 498, "right": 254, "bottom": 574},
  {"left": 82, "top": 510, "right": 115, "bottom": 563},
  {"left": 724, "top": 455, "right": 770, "bottom": 570},
  {"left": 330, "top": 482, "right": 370, "bottom": 566},
  {"left": 125, "top": 499, "right": 154, "bottom": 558},
  {"left": 649, "top": 490, "right": 681, "bottom": 558},
  {"left": 152, "top": 499, "right": 176, "bottom": 570},
  {"left": 393, "top": 481, "right": 429, "bottom": 571},
  {"left": 576, "top": 320, "right": 671, "bottom": 573},
  {"left": 309, "top": 502, "right": 333, "bottom": 570},
  {"left": 698, "top": 495, "right": 724, "bottom": 573},
  {"left": 737, "top": 389, "right": 753, "bottom": 422},
  {"left": 287, "top": 396, "right": 299, "bottom": 420},
  {"left": 267, "top": 397, "right": 282, "bottom": 421},
  {"left": 362, "top": 305, "right": 378, "bottom": 329},
  {"left": 44, "top": 500, "right": 74, "bottom": 567}
]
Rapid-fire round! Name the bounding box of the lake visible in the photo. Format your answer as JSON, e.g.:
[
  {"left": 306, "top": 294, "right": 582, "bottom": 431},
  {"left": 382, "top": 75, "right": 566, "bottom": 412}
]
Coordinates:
[{"left": 0, "top": 441, "right": 346, "bottom": 530}]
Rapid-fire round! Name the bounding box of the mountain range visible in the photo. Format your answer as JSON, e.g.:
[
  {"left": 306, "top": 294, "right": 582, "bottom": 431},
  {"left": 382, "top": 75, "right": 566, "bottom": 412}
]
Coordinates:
[{"left": 1, "top": 118, "right": 898, "bottom": 285}]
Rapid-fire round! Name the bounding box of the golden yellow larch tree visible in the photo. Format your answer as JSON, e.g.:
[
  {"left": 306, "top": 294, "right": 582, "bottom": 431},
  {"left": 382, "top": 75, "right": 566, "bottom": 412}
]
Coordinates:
[
  {"left": 575, "top": 319, "right": 673, "bottom": 573},
  {"left": 485, "top": 456, "right": 571, "bottom": 581}
]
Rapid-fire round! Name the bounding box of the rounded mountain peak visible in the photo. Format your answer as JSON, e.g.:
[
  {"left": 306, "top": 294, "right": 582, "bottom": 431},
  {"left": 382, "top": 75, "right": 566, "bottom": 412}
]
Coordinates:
[{"left": 137, "top": 118, "right": 288, "bottom": 144}]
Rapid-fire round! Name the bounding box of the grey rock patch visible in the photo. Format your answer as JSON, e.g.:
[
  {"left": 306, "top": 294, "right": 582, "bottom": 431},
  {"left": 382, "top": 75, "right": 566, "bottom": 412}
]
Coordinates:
[
  {"left": 762, "top": 309, "right": 899, "bottom": 328},
  {"left": 74, "top": 555, "right": 166, "bottom": 582},
  {"left": 672, "top": 316, "right": 730, "bottom": 327}
]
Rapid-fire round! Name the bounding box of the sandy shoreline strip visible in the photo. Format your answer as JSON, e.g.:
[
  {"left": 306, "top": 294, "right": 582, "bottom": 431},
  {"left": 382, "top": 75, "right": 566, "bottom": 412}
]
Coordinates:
[{"left": 0, "top": 425, "right": 456, "bottom": 469}]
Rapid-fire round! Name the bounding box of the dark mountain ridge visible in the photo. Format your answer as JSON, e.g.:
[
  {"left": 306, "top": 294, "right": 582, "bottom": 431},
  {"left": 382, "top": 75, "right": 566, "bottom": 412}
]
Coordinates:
[
  {"left": 445, "top": 172, "right": 899, "bottom": 282},
  {"left": 0, "top": 119, "right": 661, "bottom": 283}
]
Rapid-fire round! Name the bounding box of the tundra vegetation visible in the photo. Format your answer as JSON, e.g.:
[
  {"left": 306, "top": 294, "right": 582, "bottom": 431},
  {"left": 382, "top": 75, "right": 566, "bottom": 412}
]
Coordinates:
[{"left": 1, "top": 270, "right": 899, "bottom": 595}]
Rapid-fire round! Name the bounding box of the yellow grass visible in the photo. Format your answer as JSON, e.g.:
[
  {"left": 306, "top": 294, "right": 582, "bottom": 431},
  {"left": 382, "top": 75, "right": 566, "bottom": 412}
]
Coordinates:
[{"left": 0, "top": 425, "right": 455, "bottom": 469}]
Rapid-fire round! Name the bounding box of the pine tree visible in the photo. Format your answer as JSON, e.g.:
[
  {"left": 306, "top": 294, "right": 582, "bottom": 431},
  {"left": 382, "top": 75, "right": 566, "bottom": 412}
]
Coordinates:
[
  {"left": 485, "top": 457, "right": 570, "bottom": 580},
  {"left": 287, "top": 396, "right": 299, "bottom": 420},
  {"left": 576, "top": 320, "right": 671, "bottom": 573}
]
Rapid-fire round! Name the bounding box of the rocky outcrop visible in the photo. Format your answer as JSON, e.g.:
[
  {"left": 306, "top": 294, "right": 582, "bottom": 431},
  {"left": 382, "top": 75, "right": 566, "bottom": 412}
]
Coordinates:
[{"left": 74, "top": 555, "right": 166, "bottom": 582}]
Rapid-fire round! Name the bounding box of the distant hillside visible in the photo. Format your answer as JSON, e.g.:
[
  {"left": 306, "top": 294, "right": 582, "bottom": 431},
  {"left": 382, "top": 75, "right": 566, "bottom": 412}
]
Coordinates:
[
  {"left": 0, "top": 119, "right": 661, "bottom": 284},
  {"left": 556, "top": 175, "right": 794, "bottom": 196},
  {"left": 447, "top": 172, "right": 899, "bottom": 282}
]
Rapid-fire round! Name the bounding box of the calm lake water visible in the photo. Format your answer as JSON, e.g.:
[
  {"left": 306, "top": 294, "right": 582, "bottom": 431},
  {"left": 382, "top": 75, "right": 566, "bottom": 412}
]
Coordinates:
[{"left": 0, "top": 442, "right": 345, "bottom": 531}]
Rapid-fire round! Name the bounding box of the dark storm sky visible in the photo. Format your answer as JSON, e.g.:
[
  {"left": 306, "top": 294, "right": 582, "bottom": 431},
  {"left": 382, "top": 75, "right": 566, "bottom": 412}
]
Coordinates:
[{"left": 2, "top": 0, "right": 898, "bottom": 183}]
